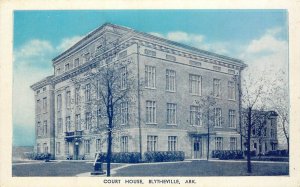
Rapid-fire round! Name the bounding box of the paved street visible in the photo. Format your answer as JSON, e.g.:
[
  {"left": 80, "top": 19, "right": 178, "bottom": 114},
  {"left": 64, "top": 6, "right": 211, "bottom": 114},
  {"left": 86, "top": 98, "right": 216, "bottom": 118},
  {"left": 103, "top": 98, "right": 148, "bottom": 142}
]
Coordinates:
[{"left": 12, "top": 160, "right": 288, "bottom": 177}]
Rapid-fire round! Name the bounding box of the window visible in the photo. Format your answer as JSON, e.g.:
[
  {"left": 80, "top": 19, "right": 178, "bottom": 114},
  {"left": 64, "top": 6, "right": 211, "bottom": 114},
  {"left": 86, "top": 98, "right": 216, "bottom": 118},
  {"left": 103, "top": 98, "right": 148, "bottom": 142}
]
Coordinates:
[
  {"left": 190, "top": 106, "right": 201, "bottom": 126},
  {"left": 228, "top": 69, "right": 235, "bottom": 75},
  {"left": 96, "top": 80, "right": 101, "bottom": 99},
  {"left": 96, "top": 139, "right": 101, "bottom": 152},
  {"left": 57, "top": 94, "right": 62, "bottom": 111},
  {"left": 65, "top": 142, "right": 70, "bottom": 155},
  {"left": 75, "top": 114, "right": 81, "bottom": 131},
  {"left": 228, "top": 81, "right": 236, "bottom": 100},
  {"left": 84, "top": 140, "right": 90, "bottom": 154},
  {"left": 43, "top": 143, "right": 48, "bottom": 153},
  {"left": 263, "top": 127, "right": 267, "bottom": 136},
  {"left": 215, "top": 137, "right": 223, "bottom": 150},
  {"left": 37, "top": 144, "right": 41, "bottom": 153},
  {"left": 36, "top": 99, "right": 41, "bottom": 114},
  {"left": 85, "top": 84, "right": 91, "bottom": 102},
  {"left": 43, "top": 97, "right": 47, "bottom": 112},
  {"left": 66, "top": 91, "right": 71, "bottom": 109},
  {"left": 189, "top": 60, "right": 201, "bottom": 67},
  {"left": 65, "top": 63, "right": 70, "bottom": 71},
  {"left": 213, "top": 79, "right": 221, "bottom": 98},
  {"left": 189, "top": 74, "right": 201, "bottom": 95},
  {"left": 230, "top": 137, "right": 237, "bottom": 150},
  {"left": 252, "top": 128, "right": 256, "bottom": 135},
  {"left": 84, "top": 53, "right": 90, "bottom": 63},
  {"left": 144, "top": 49, "right": 156, "bottom": 56},
  {"left": 214, "top": 108, "right": 222, "bottom": 127},
  {"left": 97, "top": 109, "right": 101, "bottom": 128},
  {"left": 120, "top": 102, "right": 128, "bottom": 125},
  {"left": 271, "top": 129, "right": 275, "bottom": 138},
  {"left": 121, "top": 66, "right": 127, "bottom": 90},
  {"left": 146, "top": 101, "right": 156, "bottom": 124},
  {"left": 271, "top": 118, "right": 276, "bottom": 127},
  {"left": 43, "top": 87, "right": 46, "bottom": 91},
  {"left": 66, "top": 116, "right": 71, "bottom": 132},
  {"left": 145, "top": 65, "right": 156, "bottom": 88},
  {"left": 57, "top": 118, "right": 62, "bottom": 134},
  {"left": 121, "top": 136, "right": 128, "bottom": 152},
  {"left": 43, "top": 120, "right": 47, "bottom": 135},
  {"left": 75, "top": 87, "right": 80, "bottom": 105},
  {"left": 166, "top": 69, "right": 176, "bottom": 92},
  {"left": 56, "top": 68, "right": 61, "bottom": 75},
  {"left": 168, "top": 136, "right": 177, "bottom": 151},
  {"left": 147, "top": 136, "right": 158, "bottom": 151},
  {"left": 119, "top": 50, "right": 127, "bottom": 58},
  {"left": 74, "top": 58, "right": 80, "bottom": 67},
  {"left": 167, "top": 103, "right": 177, "bottom": 125},
  {"left": 56, "top": 142, "right": 61, "bottom": 155},
  {"left": 213, "top": 66, "right": 221, "bottom": 72},
  {"left": 37, "top": 122, "right": 41, "bottom": 136},
  {"left": 85, "top": 112, "right": 92, "bottom": 130},
  {"left": 229, "top": 110, "right": 236, "bottom": 128},
  {"left": 166, "top": 54, "right": 176, "bottom": 61}
]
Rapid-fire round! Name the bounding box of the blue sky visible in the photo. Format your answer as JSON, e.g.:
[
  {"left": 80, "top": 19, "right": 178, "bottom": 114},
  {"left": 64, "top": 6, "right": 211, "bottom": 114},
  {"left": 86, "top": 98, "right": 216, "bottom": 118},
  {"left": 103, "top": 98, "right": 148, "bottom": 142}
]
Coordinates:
[{"left": 13, "top": 10, "right": 288, "bottom": 146}]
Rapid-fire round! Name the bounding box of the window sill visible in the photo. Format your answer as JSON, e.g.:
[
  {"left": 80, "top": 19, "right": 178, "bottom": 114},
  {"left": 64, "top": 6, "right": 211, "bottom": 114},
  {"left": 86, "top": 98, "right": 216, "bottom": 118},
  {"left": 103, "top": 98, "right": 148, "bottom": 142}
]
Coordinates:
[
  {"left": 190, "top": 93, "right": 201, "bottom": 96},
  {"left": 228, "top": 99, "right": 237, "bottom": 102},
  {"left": 145, "top": 87, "right": 157, "bottom": 90},
  {"left": 190, "top": 125, "right": 203, "bottom": 127},
  {"left": 167, "top": 124, "right": 177, "bottom": 126},
  {"left": 146, "top": 123, "right": 158, "bottom": 125},
  {"left": 166, "top": 90, "right": 176, "bottom": 93}
]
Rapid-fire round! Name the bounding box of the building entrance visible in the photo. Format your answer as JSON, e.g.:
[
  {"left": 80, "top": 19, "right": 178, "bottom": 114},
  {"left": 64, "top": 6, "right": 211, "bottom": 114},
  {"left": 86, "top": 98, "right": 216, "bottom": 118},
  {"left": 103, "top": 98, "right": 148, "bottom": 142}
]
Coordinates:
[{"left": 193, "top": 137, "right": 203, "bottom": 159}]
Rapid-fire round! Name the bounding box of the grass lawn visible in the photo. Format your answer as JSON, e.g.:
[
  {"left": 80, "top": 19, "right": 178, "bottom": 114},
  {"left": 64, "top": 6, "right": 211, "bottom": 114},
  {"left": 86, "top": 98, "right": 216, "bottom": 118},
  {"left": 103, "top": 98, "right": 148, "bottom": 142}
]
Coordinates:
[
  {"left": 12, "top": 161, "right": 123, "bottom": 177},
  {"left": 113, "top": 160, "right": 289, "bottom": 176}
]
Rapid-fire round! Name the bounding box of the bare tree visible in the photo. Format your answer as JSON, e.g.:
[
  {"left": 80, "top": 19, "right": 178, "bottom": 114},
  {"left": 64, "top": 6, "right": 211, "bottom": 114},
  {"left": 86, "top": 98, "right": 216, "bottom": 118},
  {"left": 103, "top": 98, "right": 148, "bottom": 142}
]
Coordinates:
[
  {"left": 70, "top": 46, "right": 137, "bottom": 176},
  {"left": 265, "top": 70, "right": 289, "bottom": 153},
  {"left": 240, "top": 73, "right": 267, "bottom": 173},
  {"left": 194, "top": 94, "right": 217, "bottom": 160}
]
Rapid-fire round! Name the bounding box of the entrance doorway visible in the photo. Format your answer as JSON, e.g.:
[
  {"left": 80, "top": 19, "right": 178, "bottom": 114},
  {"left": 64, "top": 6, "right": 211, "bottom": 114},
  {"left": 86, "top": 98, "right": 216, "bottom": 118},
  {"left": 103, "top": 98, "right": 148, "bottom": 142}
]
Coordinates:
[
  {"left": 193, "top": 137, "right": 202, "bottom": 159},
  {"left": 74, "top": 144, "right": 79, "bottom": 160}
]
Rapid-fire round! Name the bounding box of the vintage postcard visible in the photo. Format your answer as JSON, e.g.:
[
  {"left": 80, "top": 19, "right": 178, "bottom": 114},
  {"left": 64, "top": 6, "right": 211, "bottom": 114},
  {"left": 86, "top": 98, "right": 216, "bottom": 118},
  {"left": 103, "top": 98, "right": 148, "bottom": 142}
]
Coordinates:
[{"left": 0, "top": 0, "right": 299, "bottom": 187}]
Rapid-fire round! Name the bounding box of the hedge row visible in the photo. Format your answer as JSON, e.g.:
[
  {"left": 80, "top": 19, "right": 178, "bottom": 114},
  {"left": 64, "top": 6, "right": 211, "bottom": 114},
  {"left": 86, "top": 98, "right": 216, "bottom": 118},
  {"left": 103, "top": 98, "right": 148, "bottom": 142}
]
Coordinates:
[
  {"left": 212, "top": 150, "right": 244, "bottom": 160},
  {"left": 243, "top": 150, "right": 257, "bottom": 157},
  {"left": 265, "top": 150, "right": 289, "bottom": 157},
  {"left": 96, "top": 152, "right": 141, "bottom": 163},
  {"left": 144, "top": 151, "right": 185, "bottom": 162},
  {"left": 24, "top": 152, "right": 51, "bottom": 160}
]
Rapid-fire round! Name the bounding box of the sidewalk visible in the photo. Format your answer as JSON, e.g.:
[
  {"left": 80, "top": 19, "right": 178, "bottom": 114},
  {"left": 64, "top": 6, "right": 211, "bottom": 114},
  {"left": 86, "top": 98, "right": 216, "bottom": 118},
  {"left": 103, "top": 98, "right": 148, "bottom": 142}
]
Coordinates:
[{"left": 76, "top": 160, "right": 192, "bottom": 177}]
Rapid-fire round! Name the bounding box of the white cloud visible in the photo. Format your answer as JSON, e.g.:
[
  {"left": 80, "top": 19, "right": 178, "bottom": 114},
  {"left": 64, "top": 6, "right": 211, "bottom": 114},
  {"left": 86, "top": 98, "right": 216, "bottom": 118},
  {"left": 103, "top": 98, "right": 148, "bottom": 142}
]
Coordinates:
[
  {"left": 13, "top": 36, "right": 82, "bottom": 128},
  {"left": 166, "top": 31, "right": 204, "bottom": 44},
  {"left": 241, "top": 27, "right": 288, "bottom": 83},
  {"left": 149, "top": 31, "right": 231, "bottom": 55},
  {"left": 56, "top": 36, "right": 82, "bottom": 52}
]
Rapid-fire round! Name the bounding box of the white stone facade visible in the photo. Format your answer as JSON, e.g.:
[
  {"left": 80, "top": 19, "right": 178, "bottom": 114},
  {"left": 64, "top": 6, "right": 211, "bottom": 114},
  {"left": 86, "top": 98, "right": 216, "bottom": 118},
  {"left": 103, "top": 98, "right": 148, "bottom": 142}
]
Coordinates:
[{"left": 31, "top": 23, "right": 246, "bottom": 160}]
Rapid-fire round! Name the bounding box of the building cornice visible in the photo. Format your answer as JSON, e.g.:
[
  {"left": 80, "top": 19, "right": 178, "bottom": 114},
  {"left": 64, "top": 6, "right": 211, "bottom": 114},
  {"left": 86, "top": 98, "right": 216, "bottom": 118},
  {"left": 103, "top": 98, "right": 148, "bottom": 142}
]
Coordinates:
[
  {"left": 30, "top": 75, "right": 54, "bottom": 91},
  {"left": 52, "top": 23, "right": 246, "bottom": 70},
  {"left": 52, "top": 23, "right": 131, "bottom": 64}
]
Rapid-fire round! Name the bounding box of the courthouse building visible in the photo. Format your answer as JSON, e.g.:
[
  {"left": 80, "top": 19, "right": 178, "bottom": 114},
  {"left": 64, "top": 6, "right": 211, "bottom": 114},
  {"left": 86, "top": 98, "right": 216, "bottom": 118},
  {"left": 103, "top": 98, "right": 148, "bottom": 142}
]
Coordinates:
[{"left": 31, "top": 23, "right": 247, "bottom": 160}]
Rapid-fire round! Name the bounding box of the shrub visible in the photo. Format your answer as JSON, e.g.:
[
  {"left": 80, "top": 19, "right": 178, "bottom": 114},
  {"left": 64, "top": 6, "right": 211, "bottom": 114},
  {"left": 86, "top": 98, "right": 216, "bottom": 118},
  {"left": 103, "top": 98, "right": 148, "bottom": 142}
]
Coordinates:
[
  {"left": 95, "top": 152, "right": 141, "bottom": 163},
  {"left": 243, "top": 150, "right": 256, "bottom": 157},
  {"left": 24, "top": 152, "right": 51, "bottom": 160},
  {"left": 212, "top": 150, "right": 244, "bottom": 160},
  {"left": 266, "top": 150, "right": 289, "bottom": 157},
  {"left": 144, "top": 151, "right": 185, "bottom": 162}
]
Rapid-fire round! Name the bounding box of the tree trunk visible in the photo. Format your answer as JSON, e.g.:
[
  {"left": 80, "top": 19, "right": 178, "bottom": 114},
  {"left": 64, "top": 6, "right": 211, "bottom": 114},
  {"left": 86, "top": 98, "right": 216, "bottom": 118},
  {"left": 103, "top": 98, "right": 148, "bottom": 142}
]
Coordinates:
[
  {"left": 106, "top": 116, "right": 112, "bottom": 177},
  {"left": 247, "top": 107, "right": 252, "bottom": 173},
  {"left": 207, "top": 110, "right": 210, "bottom": 160}
]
